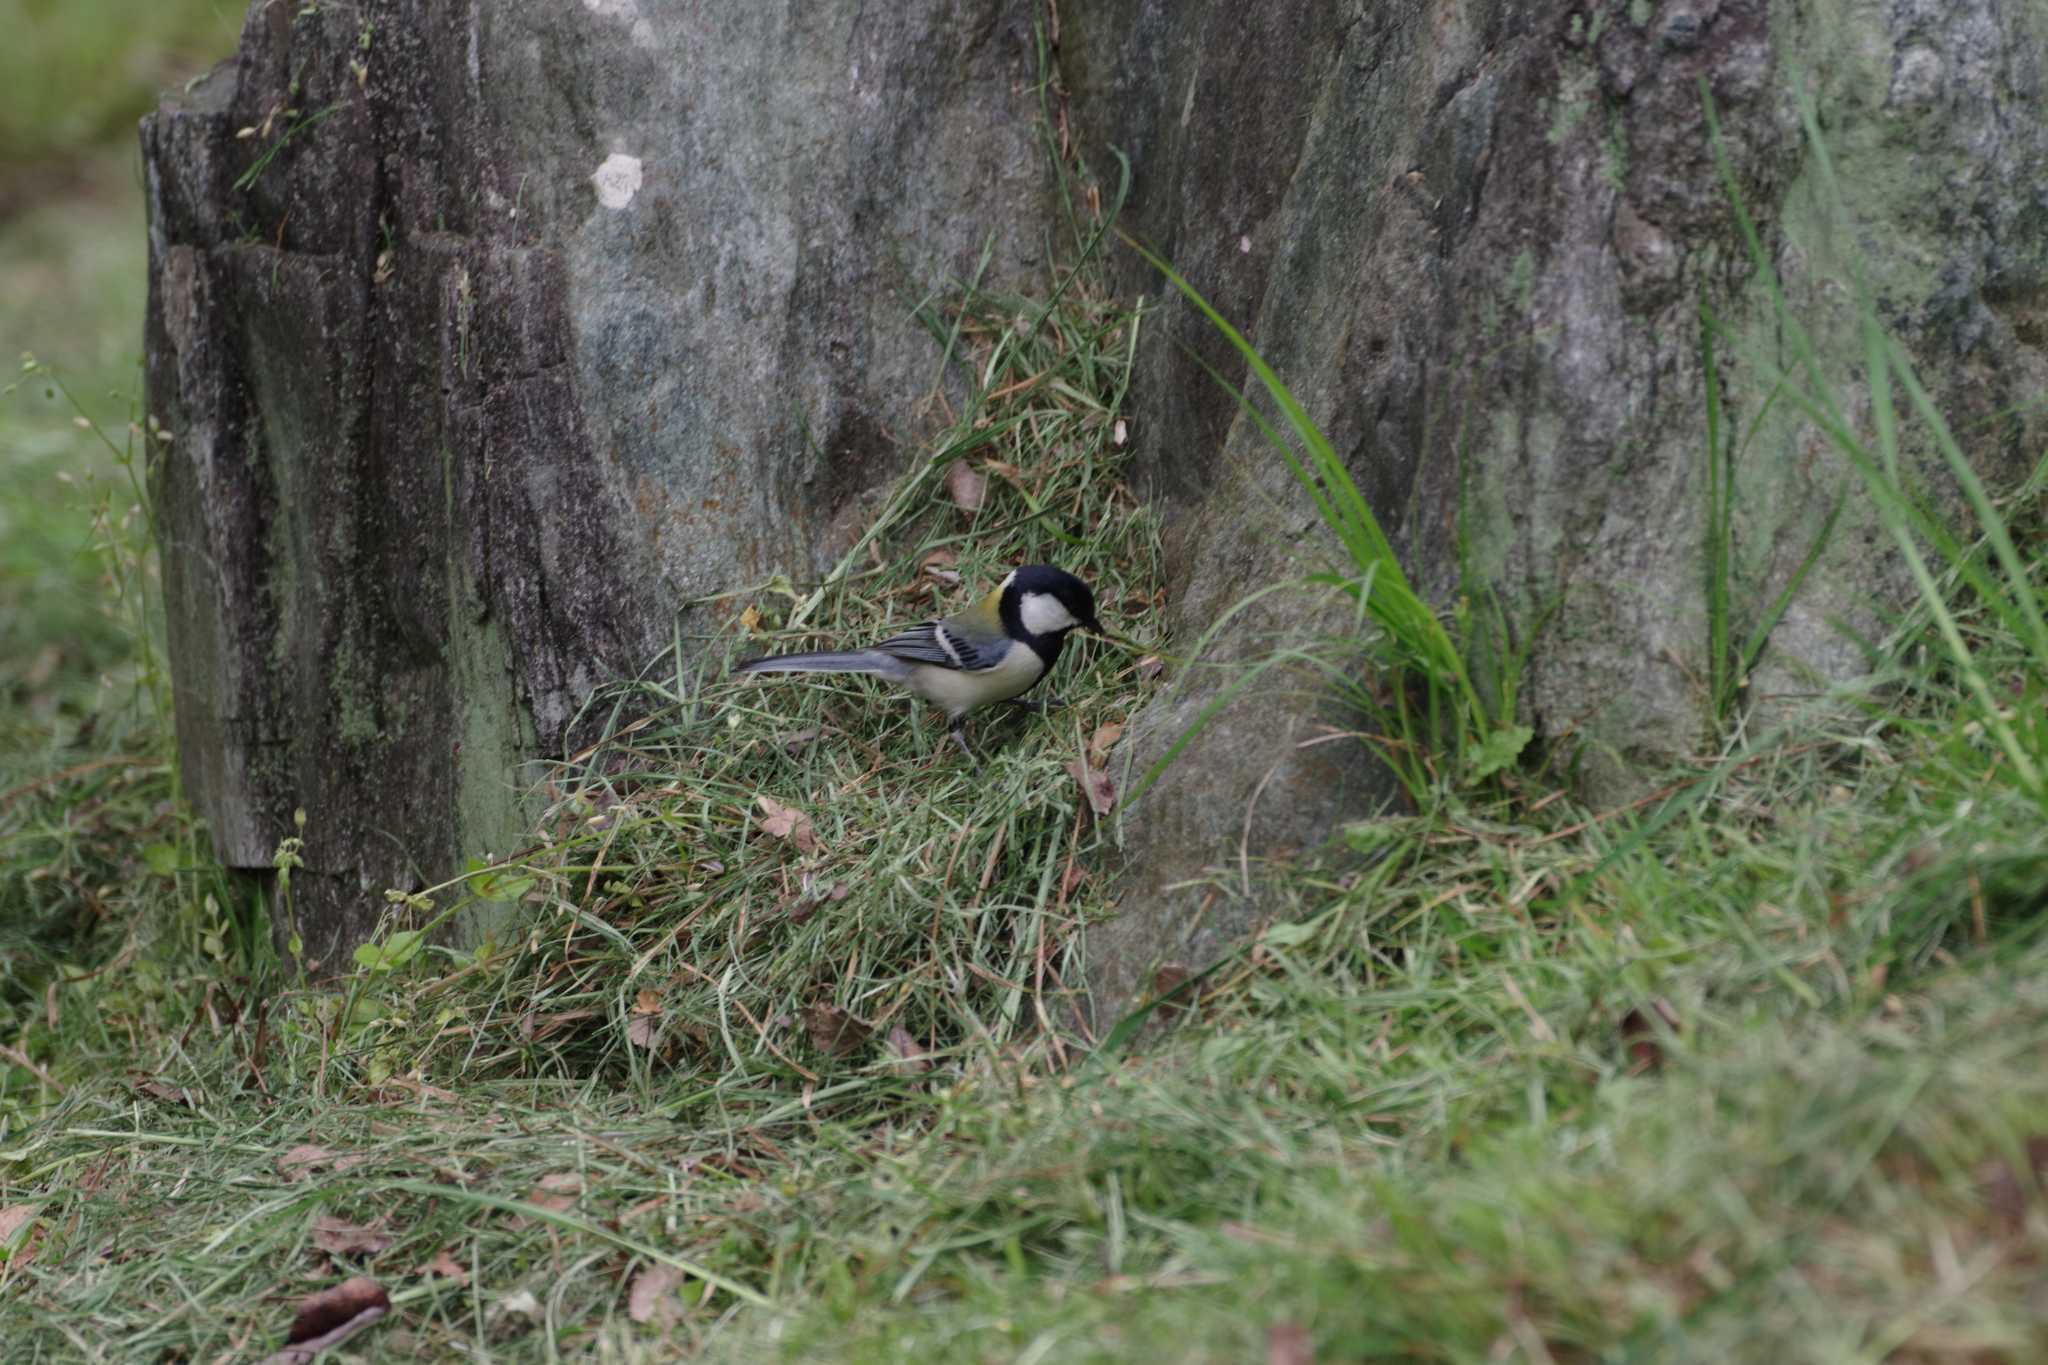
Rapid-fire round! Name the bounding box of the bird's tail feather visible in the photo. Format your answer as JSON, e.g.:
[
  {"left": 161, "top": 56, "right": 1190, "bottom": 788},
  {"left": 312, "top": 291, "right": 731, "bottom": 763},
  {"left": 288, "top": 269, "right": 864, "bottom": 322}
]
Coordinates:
[{"left": 734, "top": 649, "right": 910, "bottom": 682}]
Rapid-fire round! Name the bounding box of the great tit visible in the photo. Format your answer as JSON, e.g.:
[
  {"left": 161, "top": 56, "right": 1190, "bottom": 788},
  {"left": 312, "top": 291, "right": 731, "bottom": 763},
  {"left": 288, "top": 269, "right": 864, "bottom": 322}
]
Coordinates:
[{"left": 735, "top": 565, "right": 1104, "bottom": 763}]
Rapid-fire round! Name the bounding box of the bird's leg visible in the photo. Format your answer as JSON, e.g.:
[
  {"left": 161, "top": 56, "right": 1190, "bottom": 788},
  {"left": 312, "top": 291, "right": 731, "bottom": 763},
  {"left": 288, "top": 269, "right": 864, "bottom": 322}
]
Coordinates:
[{"left": 948, "top": 717, "right": 981, "bottom": 770}]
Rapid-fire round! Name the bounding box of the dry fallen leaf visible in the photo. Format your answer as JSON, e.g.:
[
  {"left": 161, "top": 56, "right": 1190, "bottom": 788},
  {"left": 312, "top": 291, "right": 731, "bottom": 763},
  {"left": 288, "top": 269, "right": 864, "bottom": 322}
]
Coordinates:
[
  {"left": 529, "top": 1172, "right": 583, "bottom": 1213},
  {"left": 0, "top": 1204, "right": 36, "bottom": 1241},
  {"left": 278, "top": 1145, "right": 335, "bottom": 1182},
  {"left": 1059, "top": 860, "right": 1088, "bottom": 899},
  {"left": 944, "top": 459, "right": 987, "bottom": 514},
  {"left": 1617, "top": 997, "right": 1681, "bottom": 1074},
  {"left": 626, "top": 1012, "right": 663, "bottom": 1049},
  {"left": 262, "top": 1276, "right": 389, "bottom": 1365},
  {"left": 920, "top": 547, "right": 961, "bottom": 586},
  {"left": 627, "top": 1263, "right": 685, "bottom": 1326},
  {"left": 1980, "top": 1134, "right": 2048, "bottom": 1226},
  {"left": 802, "top": 1003, "right": 871, "bottom": 1058},
  {"left": 416, "top": 1246, "right": 470, "bottom": 1285},
  {"left": 775, "top": 726, "right": 823, "bottom": 753},
  {"left": 487, "top": 1289, "right": 543, "bottom": 1342},
  {"left": 277, "top": 1145, "right": 372, "bottom": 1183},
  {"left": 1266, "top": 1321, "right": 1314, "bottom": 1365},
  {"left": 738, "top": 604, "right": 763, "bottom": 634},
  {"left": 1087, "top": 721, "right": 1125, "bottom": 768},
  {"left": 376, "top": 1073, "right": 459, "bottom": 1104},
  {"left": 1066, "top": 759, "right": 1116, "bottom": 817},
  {"left": 786, "top": 877, "right": 851, "bottom": 924},
  {"left": 311, "top": 1216, "right": 394, "bottom": 1259},
  {"left": 633, "top": 989, "right": 661, "bottom": 1015},
  {"left": 1113, "top": 417, "right": 1129, "bottom": 446},
  {"left": 133, "top": 1078, "right": 198, "bottom": 1107},
  {"left": 885, "top": 1025, "right": 932, "bottom": 1076},
  {"left": 1135, "top": 654, "right": 1165, "bottom": 680},
  {"left": 0, "top": 1204, "right": 39, "bottom": 1265},
  {"left": 756, "top": 795, "right": 822, "bottom": 854}
]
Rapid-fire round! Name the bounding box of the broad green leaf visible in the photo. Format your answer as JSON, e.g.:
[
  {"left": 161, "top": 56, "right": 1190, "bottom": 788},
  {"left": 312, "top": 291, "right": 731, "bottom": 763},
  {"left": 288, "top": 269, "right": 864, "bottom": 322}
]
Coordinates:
[{"left": 1468, "top": 724, "right": 1534, "bottom": 781}]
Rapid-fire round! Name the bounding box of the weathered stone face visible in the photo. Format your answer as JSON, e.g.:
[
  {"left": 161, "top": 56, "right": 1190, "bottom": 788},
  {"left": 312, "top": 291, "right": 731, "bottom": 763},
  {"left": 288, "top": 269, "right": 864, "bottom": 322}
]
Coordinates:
[
  {"left": 146, "top": 2, "right": 2048, "bottom": 1007},
  {"left": 143, "top": 1, "right": 1051, "bottom": 967},
  {"left": 1064, "top": 0, "right": 2048, "bottom": 1015}
]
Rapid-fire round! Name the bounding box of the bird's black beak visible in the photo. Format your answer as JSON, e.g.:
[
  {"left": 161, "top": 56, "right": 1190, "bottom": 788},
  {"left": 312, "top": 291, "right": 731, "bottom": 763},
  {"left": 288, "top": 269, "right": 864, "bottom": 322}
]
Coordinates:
[{"left": 1083, "top": 612, "right": 1106, "bottom": 636}]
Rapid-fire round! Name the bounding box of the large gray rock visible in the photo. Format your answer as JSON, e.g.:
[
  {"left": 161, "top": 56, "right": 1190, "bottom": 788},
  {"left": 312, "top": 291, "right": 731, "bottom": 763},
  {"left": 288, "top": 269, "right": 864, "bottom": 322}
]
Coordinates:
[
  {"left": 145, "top": 1, "right": 2048, "bottom": 1006},
  {"left": 144, "top": 1, "right": 1050, "bottom": 966},
  {"left": 1066, "top": 0, "right": 2048, "bottom": 1014}
]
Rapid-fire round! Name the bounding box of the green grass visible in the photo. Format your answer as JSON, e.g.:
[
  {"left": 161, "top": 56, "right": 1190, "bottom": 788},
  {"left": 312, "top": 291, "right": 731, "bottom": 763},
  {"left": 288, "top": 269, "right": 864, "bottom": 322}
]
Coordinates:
[
  {"left": 0, "top": 0, "right": 234, "bottom": 175},
  {"left": 5, "top": 53, "right": 2048, "bottom": 1365}
]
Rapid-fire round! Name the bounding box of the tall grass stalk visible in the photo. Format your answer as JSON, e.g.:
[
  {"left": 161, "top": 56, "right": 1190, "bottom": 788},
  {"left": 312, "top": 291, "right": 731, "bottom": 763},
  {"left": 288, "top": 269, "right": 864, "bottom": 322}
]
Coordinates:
[
  {"left": 1119, "top": 236, "right": 1525, "bottom": 798},
  {"left": 1700, "top": 83, "right": 2046, "bottom": 803}
]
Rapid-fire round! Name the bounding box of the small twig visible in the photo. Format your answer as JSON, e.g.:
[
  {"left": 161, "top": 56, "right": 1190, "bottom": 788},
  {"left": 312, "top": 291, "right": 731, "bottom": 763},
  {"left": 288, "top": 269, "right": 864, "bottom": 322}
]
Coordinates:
[
  {"left": 0, "top": 1043, "right": 66, "bottom": 1095},
  {"left": 0, "top": 756, "right": 157, "bottom": 814}
]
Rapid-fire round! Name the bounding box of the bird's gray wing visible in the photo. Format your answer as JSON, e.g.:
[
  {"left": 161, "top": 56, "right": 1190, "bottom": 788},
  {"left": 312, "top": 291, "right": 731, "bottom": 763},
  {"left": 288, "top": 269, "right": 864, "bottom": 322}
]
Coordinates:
[{"left": 871, "top": 620, "right": 998, "bottom": 671}]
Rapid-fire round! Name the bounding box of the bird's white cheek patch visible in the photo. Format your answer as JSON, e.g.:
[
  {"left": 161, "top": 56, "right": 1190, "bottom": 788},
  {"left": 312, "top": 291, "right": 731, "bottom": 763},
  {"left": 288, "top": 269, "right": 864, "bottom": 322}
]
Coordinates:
[{"left": 1019, "top": 591, "right": 1077, "bottom": 636}]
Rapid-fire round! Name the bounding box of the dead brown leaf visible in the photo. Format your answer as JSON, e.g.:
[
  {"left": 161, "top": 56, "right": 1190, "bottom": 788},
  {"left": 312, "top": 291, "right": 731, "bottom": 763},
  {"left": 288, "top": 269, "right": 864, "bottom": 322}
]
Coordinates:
[
  {"left": 488, "top": 1288, "right": 543, "bottom": 1342},
  {"left": 1266, "top": 1321, "right": 1314, "bottom": 1365},
  {"left": 1135, "top": 654, "right": 1165, "bottom": 680},
  {"left": 415, "top": 1246, "right": 469, "bottom": 1285},
  {"left": 885, "top": 1024, "right": 932, "bottom": 1076},
  {"left": 944, "top": 459, "right": 987, "bottom": 514},
  {"left": 0, "top": 1204, "right": 37, "bottom": 1242},
  {"left": 311, "top": 1216, "right": 393, "bottom": 1259},
  {"left": 523, "top": 1008, "right": 602, "bottom": 1043},
  {"left": 277, "top": 1144, "right": 372, "bottom": 1182},
  {"left": 756, "top": 794, "right": 822, "bottom": 854},
  {"left": 1059, "top": 860, "right": 1088, "bottom": 899},
  {"left": 530, "top": 1172, "right": 583, "bottom": 1212},
  {"left": 626, "top": 1012, "right": 663, "bottom": 1050},
  {"left": 1618, "top": 998, "right": 1681, "bottom": 1074},
  {"left": 633, "top": 989, "right": 661, "bottom": 1015},
  {"left": 627, "top": 1263, "right": 685, "bottom": 1326},
  {"left": 0, "top": 1204, "right": 40, "bottom": 1266},
  {"left": 775, "top": 726, "right": 823, "bottom": 753},
  {"left": 1979, "top": 1134, "right": 2048, "bottom": 1227},
  {"left": 369, "top": 1074, "right": 460, "bottom": 1105},
  {"left": 787, "top": 879, "right": 851, "bottom": 923},
  {"left": 802, "top": 1003, "right": 871, "bottom": 1058},
  {"left": 133, "top": 1077, "right": 198, "bottom": 1107},
  {"left": 1066, "top": 759, "right": 1116, "bottom": 817},
  {"left": 1087, "top": 721, "right": 1125, "bottom": 767},
  {"left": 262, "top": 1275, "right": 389, "bottom": 1365},
  {"left": 738, "top": 604, "right": 763, "bottom": 634},
  {"left": 920, "top": 547, "right": 961, "bottom": 586}
]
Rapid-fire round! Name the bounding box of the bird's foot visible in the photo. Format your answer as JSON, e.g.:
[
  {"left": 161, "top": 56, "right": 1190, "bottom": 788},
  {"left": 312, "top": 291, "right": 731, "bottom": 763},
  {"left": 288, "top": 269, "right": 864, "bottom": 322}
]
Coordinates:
[
  {"left": 949, "top": 720, "right": 983, "bottom": 773},
  {"left": 1005, "top": 695, "right": 1065, "bottom": 715}
]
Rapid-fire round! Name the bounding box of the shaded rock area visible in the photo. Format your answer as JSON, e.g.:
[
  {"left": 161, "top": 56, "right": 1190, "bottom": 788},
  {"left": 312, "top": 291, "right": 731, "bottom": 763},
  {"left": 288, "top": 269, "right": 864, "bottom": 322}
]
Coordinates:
[
  {"left": 143, "top": 1, "right": 1050, "bottom": 966},
  {"left": 145, "top": 2, "right": 2048, "bottom": 1005},
  {"left": 1064, "top": 0, "right": 2048, "bottom": 1017}
]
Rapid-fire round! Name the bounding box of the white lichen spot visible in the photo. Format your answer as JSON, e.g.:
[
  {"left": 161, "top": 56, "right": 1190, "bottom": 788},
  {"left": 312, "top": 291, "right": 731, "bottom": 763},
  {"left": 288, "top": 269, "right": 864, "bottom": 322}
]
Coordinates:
[
  {"left": 580, "top": 0, "right": 657, "bottom": 49},
  {"left": 591, "top": 153, "right": 644, "bottom": 210}
]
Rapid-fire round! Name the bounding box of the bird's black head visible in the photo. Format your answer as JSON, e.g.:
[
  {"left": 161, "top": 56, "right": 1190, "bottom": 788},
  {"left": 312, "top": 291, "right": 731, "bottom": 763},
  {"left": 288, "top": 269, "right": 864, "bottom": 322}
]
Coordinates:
[{"left": 999, "top": 565, "right": 1104, "bottom": 645}]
